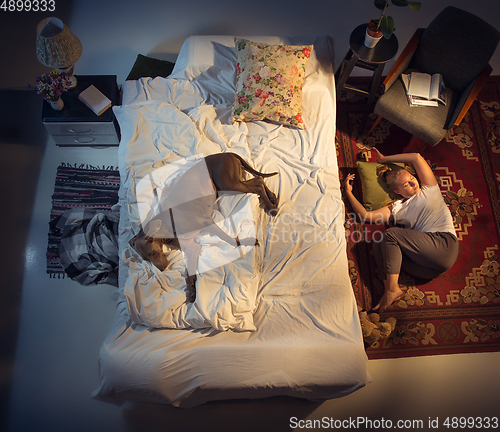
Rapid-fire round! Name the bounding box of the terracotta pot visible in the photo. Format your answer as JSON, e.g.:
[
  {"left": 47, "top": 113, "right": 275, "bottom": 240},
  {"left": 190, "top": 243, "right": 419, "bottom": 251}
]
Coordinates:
[{"left": 365, "top": 19, "right": 383, "bottom": 48}]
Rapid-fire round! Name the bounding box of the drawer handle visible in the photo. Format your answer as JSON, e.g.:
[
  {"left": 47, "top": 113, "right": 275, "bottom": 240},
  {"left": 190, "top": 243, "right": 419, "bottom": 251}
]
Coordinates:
[
  {"left": 68, "top": 128, "right": 92, "bottom": 134},
  {"left": 75, "top": 137, "right": 95, "bottom": 144}
]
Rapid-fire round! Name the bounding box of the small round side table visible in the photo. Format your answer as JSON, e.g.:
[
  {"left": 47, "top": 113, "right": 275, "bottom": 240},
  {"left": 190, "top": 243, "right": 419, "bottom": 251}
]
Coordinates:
[{"left": 335, "top": 24, "right": 399, "bottom": 129}]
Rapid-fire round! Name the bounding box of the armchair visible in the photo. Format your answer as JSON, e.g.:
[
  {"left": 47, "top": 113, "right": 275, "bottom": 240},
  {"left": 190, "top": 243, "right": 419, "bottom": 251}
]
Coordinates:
[{"left": 368, "top": 6, "right": 500, "bottom": 146}]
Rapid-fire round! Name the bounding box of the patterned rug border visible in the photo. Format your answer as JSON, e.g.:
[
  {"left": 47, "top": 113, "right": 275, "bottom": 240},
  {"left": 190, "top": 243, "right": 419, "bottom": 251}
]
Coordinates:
[{"left": 46, "top": 163, "right": 120, "bottom": 278}]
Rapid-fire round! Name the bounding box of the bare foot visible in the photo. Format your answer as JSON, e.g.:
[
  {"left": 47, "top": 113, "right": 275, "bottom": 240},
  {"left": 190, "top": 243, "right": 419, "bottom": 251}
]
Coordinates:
[{"left": 373, "top": 286, "right": 403, "bottom": 313}]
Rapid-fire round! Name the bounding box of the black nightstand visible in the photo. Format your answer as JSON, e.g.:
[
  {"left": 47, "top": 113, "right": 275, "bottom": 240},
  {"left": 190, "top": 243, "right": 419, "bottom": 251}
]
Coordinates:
[
  {"left": 335, "top": 24, "right": 399, "bottom": 130},
  {"left": 42, "top": 75, "right": 121, "bottom": 147}
]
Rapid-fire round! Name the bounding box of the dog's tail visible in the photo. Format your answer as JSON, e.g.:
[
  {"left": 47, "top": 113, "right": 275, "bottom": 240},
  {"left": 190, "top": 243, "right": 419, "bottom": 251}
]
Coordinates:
[{"left": 233, "top": 153, "right": 279, "bottom": 178}]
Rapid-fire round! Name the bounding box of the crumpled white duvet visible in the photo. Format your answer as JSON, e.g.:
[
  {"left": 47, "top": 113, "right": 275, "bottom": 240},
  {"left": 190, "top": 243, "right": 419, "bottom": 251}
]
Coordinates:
[
  {"left": 114, "top": 35, "right": 342, "bottom": 333},
  {"left": 116, "top": 101, "right": 266, "bottom": 331}
]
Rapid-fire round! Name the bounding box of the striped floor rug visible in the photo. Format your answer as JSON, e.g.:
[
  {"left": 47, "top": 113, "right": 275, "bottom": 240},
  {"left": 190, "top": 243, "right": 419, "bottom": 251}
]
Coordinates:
[{"left": 46, "top": 164, "right": 120, "bottom": 278}]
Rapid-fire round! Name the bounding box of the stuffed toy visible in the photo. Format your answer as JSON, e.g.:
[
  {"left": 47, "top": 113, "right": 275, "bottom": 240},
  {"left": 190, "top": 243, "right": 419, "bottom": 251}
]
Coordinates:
[{"left": 358, "top": 307, "right": 397, "bottom": 347}]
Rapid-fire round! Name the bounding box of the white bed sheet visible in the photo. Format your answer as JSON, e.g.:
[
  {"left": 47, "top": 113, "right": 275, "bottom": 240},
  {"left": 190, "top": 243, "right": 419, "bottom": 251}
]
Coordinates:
[{"left": 93, "top": 35, "right": 368, "bottom": 407}]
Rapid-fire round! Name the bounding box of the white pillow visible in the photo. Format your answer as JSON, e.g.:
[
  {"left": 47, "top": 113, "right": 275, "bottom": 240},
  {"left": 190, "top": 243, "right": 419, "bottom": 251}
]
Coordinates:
[{"left": 170, "top": 35, "right": 286, "bottom": 80}]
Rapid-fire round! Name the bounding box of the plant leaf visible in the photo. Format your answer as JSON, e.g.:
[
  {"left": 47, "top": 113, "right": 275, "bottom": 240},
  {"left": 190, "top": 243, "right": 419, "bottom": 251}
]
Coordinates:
[
  {"left": 374, "top": 0, "right": 388, "bottom": 11},
  {"left": 380, "top": 15, "right": 395, "bottom": 38},
  {"left": 407, "top": 1, "right": 422, "bottom": 11},
  {"left": 392, "top": 0, "right": 409, "bottom": 6}
]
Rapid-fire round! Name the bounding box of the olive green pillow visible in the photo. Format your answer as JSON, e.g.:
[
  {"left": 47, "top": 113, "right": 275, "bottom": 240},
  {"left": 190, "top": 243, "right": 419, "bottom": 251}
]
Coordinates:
[
  {"left": 126, "top": 54, "right": 175, "bottom": 81},
  {"left": 356, "top": 161, "right": 404, "bottom": 211}
]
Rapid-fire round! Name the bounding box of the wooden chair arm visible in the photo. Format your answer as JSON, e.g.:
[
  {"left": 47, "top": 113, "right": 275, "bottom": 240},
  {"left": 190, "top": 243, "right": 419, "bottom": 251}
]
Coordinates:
[
  {"left": 451, "top": 64, "right": 492, "bottom": 127},
  {"left": 383, "top": 28, "right": 425, "bottom": 91}
]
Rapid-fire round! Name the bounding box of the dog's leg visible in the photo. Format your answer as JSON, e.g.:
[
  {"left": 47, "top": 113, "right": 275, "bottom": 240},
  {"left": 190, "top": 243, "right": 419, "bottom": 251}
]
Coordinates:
[
  {"left": 260, "top": 180, "right": 279, "bottom": 207},
  {"left": 185, "top": 274, "right": 197, "bottom": 303},
  {"left": 177, "top": 236, "right": 202, "bottom": 303},
  {"left": 230, "top": 153, "right": 279, "bottom": 178},
  {"left": 203, "top": 223, "right": 258, "bottom": 249},
  {"left": 206, "top": 153, "right": 279, "bottom": 215},
  {"left": 230, "top": 176, "right": 279, "bottom": 215},
  {"left": 178, "top": 236, "right": 202, "bottom": 277}
]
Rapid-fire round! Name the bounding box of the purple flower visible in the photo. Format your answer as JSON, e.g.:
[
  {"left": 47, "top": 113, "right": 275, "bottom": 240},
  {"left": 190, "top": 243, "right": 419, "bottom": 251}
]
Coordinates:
[
  {"left": 34, "top": 70, "right": 72, "bottom": 102},
  {"left": 274, "top": 74, "right": 285, "bottom": 85}
]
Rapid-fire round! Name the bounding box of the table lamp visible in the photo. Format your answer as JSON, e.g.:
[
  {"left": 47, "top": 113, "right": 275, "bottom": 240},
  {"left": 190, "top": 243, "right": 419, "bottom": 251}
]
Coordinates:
[{"left": 36, "top": 17, "right": 82, "bottom": 89}]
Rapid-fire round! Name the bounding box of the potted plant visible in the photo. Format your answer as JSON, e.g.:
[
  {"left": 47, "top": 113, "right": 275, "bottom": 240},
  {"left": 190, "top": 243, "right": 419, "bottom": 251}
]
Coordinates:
[
  {"left": 34, "top": 70, "right": 72, "bottom": 110},
  {"left": 364, "top": 0, "right": 422, "bottom": 48}
]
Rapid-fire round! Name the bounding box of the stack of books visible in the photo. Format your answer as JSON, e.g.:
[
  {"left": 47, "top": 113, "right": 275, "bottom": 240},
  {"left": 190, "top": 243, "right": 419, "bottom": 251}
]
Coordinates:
[{"left": 401, "top": 72, "right": 447, "bottom": 107}]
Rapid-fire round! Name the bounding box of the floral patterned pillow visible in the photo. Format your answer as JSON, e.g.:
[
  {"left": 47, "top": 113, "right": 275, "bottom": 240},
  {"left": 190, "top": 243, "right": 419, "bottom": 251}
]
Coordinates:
[{"left": 231, "top": 38, "right": 313, "bottom": 129}]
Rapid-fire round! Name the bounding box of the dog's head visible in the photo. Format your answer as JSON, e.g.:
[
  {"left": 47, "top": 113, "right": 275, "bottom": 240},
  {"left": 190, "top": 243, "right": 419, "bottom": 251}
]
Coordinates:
[{"left": 130, "top": 230, "right": 173, "bottom": 272}]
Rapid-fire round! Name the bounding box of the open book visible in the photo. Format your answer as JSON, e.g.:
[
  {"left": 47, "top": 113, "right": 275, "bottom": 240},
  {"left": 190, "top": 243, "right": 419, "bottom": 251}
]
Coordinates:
[{"left": 401, "top": 72, "right": 447, "bottom": 107}]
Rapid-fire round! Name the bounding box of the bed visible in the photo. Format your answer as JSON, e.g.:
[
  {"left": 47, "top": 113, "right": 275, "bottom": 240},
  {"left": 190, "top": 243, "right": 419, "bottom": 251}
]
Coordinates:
[{"left": 92, "top": 35, "right": 369, "bottom": 408}]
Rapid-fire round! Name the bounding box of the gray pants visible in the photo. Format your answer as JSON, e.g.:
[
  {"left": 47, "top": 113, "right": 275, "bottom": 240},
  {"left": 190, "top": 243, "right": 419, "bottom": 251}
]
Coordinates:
[{"left": 374, "top": 227, "right": 459, "bottom": 280}]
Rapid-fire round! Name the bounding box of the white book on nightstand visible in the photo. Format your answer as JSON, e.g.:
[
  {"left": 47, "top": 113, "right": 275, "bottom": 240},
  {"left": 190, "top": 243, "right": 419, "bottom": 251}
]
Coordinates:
[{"left": 78, "top": 85, "right": 112, "bottom": 116}]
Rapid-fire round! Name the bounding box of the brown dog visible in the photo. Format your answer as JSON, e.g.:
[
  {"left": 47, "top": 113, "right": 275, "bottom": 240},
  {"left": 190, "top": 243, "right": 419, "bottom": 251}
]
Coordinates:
[{"left": 130, "top": 153, "right": 279, "bottom": 300}]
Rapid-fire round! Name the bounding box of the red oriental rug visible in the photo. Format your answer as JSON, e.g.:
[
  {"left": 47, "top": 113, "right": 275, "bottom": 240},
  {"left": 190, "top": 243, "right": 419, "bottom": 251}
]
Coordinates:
[{"left": 336, "top": 76, "right": 500, "bottom": 359}]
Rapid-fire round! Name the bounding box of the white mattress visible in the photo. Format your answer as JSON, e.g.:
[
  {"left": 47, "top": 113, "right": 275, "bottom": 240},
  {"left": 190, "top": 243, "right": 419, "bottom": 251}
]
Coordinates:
[{"left": 92, "top": 35, "right": 368, "bottom": 407}]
